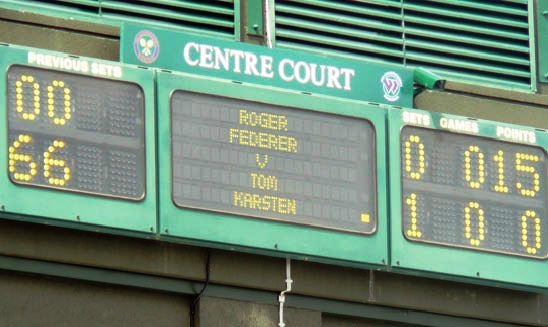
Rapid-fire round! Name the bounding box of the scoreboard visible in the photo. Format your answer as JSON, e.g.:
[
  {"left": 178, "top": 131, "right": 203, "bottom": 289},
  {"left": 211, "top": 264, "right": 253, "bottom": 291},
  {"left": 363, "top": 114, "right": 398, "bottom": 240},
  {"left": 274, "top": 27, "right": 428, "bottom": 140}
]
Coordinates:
[
  {"left": 7, "top": 65, "right": 145, "bottom": 200},
  {"left": 158, "top": 71, "right": 389, "bottom": 265},
  {"left": 1, "top": 44, "right": 548, "bottom": 290},
  {"left": 0, "top": 45, "right": 157, "bottom": 232},
  {"left": 399, "top": 126, "right": 546, "bottom": 258},
  {"left": 389, "top": 109, "right": 548, "bottom": 289}
]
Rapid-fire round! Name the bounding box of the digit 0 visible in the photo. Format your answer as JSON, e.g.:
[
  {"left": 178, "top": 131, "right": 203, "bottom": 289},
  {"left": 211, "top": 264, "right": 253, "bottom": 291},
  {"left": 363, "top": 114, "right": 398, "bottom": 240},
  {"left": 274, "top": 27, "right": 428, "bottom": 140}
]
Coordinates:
[
  {"left": 14, "top": 75, "right": 72, "bottom": 124},
  {"left": 464, "top": 201, "right": 484, "bottom": 246},
  {"left": 47, "top": 80, "right": 72, "bottom": 125},
  {"left": 464, "top": 145, "right": 485, "bottom": 189},
  {"left": 404, "top": 135, "right": 425, "bottom": 180},
  {"left": 521, "top": 210, "right": 541, "bottom": 255},
  {"left": 15, "top": 75, "right": 40, "bottom": 120}
]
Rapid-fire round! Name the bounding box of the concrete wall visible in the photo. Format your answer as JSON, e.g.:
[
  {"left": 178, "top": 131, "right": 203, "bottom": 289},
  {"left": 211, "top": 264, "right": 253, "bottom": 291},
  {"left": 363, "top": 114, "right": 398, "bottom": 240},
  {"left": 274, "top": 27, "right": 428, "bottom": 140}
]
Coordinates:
[{"left": 0, "top": 271, "right": 190, "bottom": 327}]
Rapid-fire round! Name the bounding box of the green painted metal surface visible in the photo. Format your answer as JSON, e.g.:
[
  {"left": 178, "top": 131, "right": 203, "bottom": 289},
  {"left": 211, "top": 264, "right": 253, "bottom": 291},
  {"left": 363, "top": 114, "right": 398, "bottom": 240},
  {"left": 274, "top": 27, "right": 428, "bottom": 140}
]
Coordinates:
[
  {"left": 157, "top": 70, "right": 389, "bottom": 266},
  {"left": 275, "top": 0, "right": 534, "bottom": 91},
  {"left": 388, "top": 108, "right": 548, "bottom": 291},
  {"left": 0, "top": 44, "right": 157, "bottom": 233},
  {"left": 246, "top": 0, "right": 264, "bottom": 36},
  {"left": 121, "top": 23, "right": 414, "bottom": 107},
  {"left": 0, "top": 0, "right": 237, "bottom": 39},
  {"left": 538, "top": 1, "right": 548, "bottom": 83},
  {"left": 2, "top": 0, "right": 537, "bottom": 90}
]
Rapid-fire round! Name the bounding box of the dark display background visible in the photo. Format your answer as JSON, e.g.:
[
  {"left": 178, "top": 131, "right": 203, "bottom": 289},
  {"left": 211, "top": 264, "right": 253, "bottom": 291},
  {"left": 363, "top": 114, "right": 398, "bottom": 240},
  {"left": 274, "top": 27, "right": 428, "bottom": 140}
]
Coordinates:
[{"left": 171, "top": 91, "right": 377, "bottom": 233}]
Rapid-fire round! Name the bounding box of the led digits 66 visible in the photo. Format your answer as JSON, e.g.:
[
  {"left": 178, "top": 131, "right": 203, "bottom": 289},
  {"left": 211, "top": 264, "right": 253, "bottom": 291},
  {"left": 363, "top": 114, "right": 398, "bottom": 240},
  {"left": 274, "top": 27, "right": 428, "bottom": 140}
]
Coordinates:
[
  {"left": 401, "top": 127, "right": 547, "bottom": 258},
  {"left": 7, "top": 65, "right": 146, "bottom": 200}
]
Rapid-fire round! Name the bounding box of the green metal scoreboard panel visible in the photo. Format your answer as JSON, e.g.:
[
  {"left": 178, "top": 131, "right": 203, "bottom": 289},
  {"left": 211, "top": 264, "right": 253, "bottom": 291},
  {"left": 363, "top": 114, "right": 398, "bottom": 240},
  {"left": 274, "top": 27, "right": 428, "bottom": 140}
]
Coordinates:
[
  {"left": 158, "top": 71, "right": 388, "bottom": 266},
  {"left": 389, "top": 108, "right": 548, "bottom": 290},
  {"left": 0, "top": 45, "right": 157, "bottom": 233}
]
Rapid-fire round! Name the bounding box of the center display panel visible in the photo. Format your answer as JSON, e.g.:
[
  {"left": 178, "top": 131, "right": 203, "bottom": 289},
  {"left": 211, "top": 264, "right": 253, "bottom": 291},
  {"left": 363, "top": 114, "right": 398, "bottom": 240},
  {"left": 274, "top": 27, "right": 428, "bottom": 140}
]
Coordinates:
[{"left": 170, "top": 90, "right": 377, "bottom": 234}]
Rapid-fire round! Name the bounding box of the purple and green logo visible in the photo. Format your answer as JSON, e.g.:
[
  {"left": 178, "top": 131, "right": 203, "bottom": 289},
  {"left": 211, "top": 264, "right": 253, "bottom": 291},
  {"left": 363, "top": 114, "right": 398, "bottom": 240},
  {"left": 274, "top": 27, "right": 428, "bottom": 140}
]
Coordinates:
[
  {"left": 133, "top": 30, "right": 160, "bottom": 64},
  {"left": 381, "top": 71, "right": 403, "bottom": 102}
]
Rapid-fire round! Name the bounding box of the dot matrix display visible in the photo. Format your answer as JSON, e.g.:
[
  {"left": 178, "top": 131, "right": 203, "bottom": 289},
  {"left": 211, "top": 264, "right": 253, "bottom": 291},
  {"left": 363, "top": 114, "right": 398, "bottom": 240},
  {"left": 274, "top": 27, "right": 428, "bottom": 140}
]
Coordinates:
[
  {"left": 170, "top": 90, "right": 377, "bottom": 233},
  {"left": 7, "top": 65, "right": 146, "bottom": 200},
  {"left": 401, "top": 126, "right": 547, "bottom": 258}
]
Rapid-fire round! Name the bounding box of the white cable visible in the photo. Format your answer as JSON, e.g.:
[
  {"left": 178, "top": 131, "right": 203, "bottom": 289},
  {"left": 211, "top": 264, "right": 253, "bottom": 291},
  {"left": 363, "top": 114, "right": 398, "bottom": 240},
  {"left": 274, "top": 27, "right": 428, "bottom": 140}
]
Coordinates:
[
  {"left": 264, "top": 0, "right": 273, "bottom": 48},
  {"left": 278, "top": 258, "right": 292, "bottom": 327}
]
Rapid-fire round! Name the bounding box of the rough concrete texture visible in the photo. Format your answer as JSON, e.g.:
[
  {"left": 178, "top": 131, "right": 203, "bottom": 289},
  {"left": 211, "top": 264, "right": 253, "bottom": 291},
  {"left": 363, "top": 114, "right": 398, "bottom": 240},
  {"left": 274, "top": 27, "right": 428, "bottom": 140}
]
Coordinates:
[{"left": 198, "top": 296, "right": 320, "bottom": 327}]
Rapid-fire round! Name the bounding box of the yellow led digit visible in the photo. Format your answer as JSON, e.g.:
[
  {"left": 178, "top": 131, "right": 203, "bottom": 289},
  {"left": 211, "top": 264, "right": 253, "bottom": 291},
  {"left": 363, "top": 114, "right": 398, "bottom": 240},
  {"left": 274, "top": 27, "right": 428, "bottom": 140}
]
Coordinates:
[
  {"left": 405, "top": 193, "right": 422, "bottom": 238},
  {"left": 464, "top": 145, "right": 484, "bottom": 189},
  {"left": 404, "top": 135, "right": 425, "bottom": 180},
  {"left": 15, "top": 75, "right": 40, "bottom": 120},
  {"left": 521, "top": 210, "right": 541, "bottom": 255},
  {"left": 8, "top": 134, "right": 37, "bottom": 182},
  {"left": 43, "top": 139, "right": 71, "bottom": 186},
  {"left": 464, "top": 201, "right": 484, "bottom": 247},
  {"left": 493, "top": 150, "right": 509, "bottom": 193},
  {"left": 515, "top": 153, "right": 540, "bottom": 197},
  {"left": 47, "top": 80, "right": 71, "bottom": 125}
]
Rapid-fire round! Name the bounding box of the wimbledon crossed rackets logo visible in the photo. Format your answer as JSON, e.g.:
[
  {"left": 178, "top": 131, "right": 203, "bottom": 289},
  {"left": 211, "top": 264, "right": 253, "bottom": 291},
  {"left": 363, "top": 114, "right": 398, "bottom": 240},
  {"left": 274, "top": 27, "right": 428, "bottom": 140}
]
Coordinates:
[
  {"left": 381, "top": 71, "right": 403, "bottom": 102},
  {"left": 133, "top": 30, "right": 160, "bottom": 64}
]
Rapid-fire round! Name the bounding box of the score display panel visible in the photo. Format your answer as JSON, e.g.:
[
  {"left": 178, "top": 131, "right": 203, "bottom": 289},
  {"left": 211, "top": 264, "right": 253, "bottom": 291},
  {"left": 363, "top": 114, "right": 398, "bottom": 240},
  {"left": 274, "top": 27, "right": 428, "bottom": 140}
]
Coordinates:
[
  {"left": 388, "top": 109, "right": 548, "bottom": 290},
  {"left": 158, "top": 71, "right": 388, "bottom": 265},
  {"left": 0, "top": 45, "right": 157, "bottom": 233}
]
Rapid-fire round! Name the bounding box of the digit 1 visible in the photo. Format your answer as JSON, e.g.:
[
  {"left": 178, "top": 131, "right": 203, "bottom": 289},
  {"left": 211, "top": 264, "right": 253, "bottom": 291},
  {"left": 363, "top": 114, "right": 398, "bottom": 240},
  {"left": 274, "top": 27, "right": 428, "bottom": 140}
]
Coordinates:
[
  {"left": 44, "top": 139, "right": 71, "bottom": 186},
  {"left": 493, "top": 150, "right": 509, "bottom": 193},
  {"left": 404, "top": 135, "right": 425, "bottom": 180},
  {"left": 47, "top": 80, "right": 71, "bottom": 125},
  {"left": 515, "top": 153, "right": 540, "bottom": 197},
  {"left": 8, "top": 134, "right": 37, "bottom": 182},
  {"left": 464, "top": 145, "right": 485, "bottom": 189},
  {"left": 405, "top": 193, "right": 422, "bottom": 238},
  {"left": 15, "top": 75, "right": 40, "bottom": 120},
  {"left": 464, "top": 201, "right": 484, "bottom": 246},
  {"left": 521, "top": 210, "right": 541, "bottom": 255}
]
